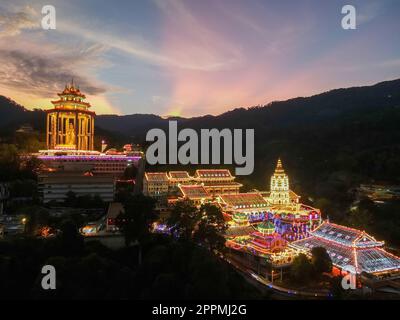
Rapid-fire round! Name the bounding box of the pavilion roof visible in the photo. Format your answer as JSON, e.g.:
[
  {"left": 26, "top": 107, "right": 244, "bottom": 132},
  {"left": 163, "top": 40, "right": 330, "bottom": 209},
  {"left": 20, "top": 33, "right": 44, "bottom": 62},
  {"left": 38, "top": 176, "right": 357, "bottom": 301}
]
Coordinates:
[
  {"left": 202, "top": 181, "right": 243, "bottom": 187},
  {"left": 256, "top": 221, "right": 275, "bottom": 232},
  {"left": 290, "top": 235, "right": 400, "bottom": 274},
  {"left": 51, "top": 100, "right": 91, "bottom": 107},
  {"left": 179, "top": 185, "right": 210, "bottom": 199},
  {"left": 311, "top": 222, "right": 383, "bottom": 248},
  {"left": 195, "top": 169, "right": 232, "bottom": 179},
  {"left": 145, "top": 172, "right": 169, "bottom": 182},
  {"left": 225, "top": 225, "right": 254, "bottom": 237},
  {"left": 168, "top": 171, "right": 191, "bottom": 180},
  {"left": 289, "top": 190, "right": 300, "bottom": 199},
  {"left": 220, "top": 192, "right": 268, "bottom": 209}
]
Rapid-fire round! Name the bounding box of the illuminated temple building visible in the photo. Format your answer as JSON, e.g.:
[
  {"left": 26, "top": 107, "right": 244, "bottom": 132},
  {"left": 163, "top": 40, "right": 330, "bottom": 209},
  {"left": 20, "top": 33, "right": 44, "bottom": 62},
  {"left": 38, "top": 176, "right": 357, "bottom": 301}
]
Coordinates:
[
  {"left": 223, "top": 159, "right": 400, "bottom": 275},
  {"left": 143, "top": 169, "right": 242, "bottom": 209},
  {"left": 35, "top": 82, "right": 142, "bottom": 203},
  {"left": 290, "top": 222, "right": 400, "bottom": 275},
  {"left": 221, "top": 159, "right": 322, "bottom": 266},
  {"left": 46, "top": 80, "right": 94, "bottom": 151},
  {"left": 222, "top": 159, "right": 321, "bottom": 241}
]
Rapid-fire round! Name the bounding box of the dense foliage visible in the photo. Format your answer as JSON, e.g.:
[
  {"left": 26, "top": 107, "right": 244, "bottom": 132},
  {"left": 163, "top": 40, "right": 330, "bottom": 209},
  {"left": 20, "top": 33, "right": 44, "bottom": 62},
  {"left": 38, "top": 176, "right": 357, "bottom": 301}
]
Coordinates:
[{"left": 0, "top": 230, "right": 262, "bottom": 299}]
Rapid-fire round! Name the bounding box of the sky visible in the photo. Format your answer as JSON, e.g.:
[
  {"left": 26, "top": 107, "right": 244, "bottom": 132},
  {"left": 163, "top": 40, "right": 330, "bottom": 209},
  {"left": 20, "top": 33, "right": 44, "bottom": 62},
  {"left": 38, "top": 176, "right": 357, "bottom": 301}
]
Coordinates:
[{"left": 0, "top": 0, "right": 399, "bottom": 117}]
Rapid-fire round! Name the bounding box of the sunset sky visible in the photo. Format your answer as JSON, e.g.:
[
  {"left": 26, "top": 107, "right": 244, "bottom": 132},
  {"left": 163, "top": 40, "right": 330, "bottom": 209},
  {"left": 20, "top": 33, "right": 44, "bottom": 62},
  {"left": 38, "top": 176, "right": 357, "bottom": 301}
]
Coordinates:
[{"left": 0, "top": 0, "right": 399, "bottom": 116}]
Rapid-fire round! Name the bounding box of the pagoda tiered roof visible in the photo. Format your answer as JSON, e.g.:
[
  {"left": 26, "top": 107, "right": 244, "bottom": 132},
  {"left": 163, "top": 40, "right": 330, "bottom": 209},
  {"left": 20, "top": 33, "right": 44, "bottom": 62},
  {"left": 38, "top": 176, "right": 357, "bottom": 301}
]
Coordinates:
[
  {"left": 260, "top": 190, "right": 300, "bottom": 202},
  {"left": 51, "top": 100, "right": 91, "bottom": 107},
  {"left": 58, "top": 82, "right": 86, "bottom": 98}
]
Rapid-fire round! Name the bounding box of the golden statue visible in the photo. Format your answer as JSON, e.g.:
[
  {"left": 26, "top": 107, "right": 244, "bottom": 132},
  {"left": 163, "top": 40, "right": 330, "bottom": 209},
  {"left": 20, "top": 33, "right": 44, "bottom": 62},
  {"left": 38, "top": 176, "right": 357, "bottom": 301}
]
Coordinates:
[{"left": 66, "top": 122, "right": 75, "bottom": 145}]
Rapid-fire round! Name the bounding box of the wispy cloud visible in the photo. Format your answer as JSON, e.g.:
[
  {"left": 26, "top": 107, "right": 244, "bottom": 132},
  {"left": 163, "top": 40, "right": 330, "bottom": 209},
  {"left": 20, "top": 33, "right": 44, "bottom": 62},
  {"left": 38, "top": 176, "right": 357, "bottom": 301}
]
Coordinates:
[
  {"left": 0, "top": 5, "right": 39, "bottom": 37},
  {"left": 0, "top": 46, "right": 108, "bottom": 96}
]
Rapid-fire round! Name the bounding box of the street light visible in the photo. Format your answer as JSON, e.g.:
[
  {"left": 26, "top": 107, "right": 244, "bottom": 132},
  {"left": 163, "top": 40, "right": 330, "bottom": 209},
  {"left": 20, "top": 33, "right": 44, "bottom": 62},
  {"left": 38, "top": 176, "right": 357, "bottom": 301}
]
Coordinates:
[{"left": 271, "top": 270, "right": 274, "bottom": 284}]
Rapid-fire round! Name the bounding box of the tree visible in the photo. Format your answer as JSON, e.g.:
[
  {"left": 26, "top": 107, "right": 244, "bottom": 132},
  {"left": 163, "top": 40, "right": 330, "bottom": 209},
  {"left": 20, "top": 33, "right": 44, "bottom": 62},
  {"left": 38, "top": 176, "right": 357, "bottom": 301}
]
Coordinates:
[
  {"left": 193, "top": 204, "right": 227, "bottom": 251},
  {"left": 91, "top": 194, "right": 104, "bottom": 208},
  {"left": 21, "top": 156, "right": 42, "bottom": 179},
  {"left": 290, "top": 253, "right": 315, "bottom": 285},
  {"left": 117, "top": 194, "right": 156, "bottom": 264},
  {"left": 57, "top": 219, "right": 84, "bottom": 256},
  {"left": 311, "top": 246, "right": 332, "bottom": 274},
  {"left": 24, "top": 206, "right": 50, "bottom": 236},
  {"left": 167, "top": 200, "right": 200, "bottom": 241},
  {"left": 330, "top": 275, "right": 347, "bottom": 300},
  {"left": 123, "top": 165, "right": 138, "bottom": 179},
  {"left": 346, "top": 205, "right": 374, "bottom": 231},
  {"left": 64, "top": 191, "right": 77, "bottom": 207}
]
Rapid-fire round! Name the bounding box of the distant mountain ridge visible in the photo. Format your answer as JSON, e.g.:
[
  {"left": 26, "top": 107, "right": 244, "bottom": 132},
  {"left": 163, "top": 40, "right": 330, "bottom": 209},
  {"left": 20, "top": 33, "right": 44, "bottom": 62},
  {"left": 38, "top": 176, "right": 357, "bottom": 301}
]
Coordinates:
[
  {"left": 95, "top": 78, "right": 400, "bottom": 139},
  {"left": 1, "top": 78, "right": 400, "bottom": 137}
]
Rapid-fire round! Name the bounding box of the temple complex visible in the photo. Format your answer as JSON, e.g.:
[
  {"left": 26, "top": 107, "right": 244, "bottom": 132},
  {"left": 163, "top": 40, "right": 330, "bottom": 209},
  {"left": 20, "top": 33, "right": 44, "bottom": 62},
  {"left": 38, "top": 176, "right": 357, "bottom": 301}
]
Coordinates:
[
  {"left": 222, "top": 159, "right": 321, "bottom": 240},
  {"left": 141, "top": 138, "right": 400, "bottom": 278},
  {"left": 222, "top": 159, "right": 400, "bottom": 276}
]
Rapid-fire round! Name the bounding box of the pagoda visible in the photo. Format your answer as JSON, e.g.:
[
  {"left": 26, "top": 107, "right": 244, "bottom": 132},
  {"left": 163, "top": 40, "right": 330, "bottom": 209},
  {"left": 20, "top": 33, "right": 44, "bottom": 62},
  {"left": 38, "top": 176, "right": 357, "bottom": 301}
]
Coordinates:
[
  {"left": 46, "top": 80, "right": 95, "bottom": 151},
  {"left": 269, "top": 158, "right": 290, "bottom": 205}
]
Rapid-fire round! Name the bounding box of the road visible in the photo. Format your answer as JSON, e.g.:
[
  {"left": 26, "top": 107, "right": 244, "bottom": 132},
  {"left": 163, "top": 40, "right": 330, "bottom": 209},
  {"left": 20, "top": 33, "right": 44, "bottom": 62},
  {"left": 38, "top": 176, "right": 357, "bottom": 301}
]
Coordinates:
[{"left": 222, "top": 253, "right": 332, "bottom": 299}]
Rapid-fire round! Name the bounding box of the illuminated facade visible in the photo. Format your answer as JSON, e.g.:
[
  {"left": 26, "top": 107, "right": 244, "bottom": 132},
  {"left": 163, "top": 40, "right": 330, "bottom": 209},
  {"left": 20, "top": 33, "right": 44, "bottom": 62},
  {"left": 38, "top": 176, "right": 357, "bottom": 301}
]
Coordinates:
[
  {"left": 269, "top": 158, "right": 290, "bottom": 205},
  {"left": 46, "top": 81, "right": 94, "bottom": 151},
  {"left": 222, "top": 160, "right": 400, "bottom": 278},
  {"left": 221, "top": 159, "right": 321, "bottom": 242},
  {"left": 34, "top": 83, "right": 142, "bottom": 203},
  {"left": 177, "top": 185, "right": 212, "bottom": 206},
  {"left": 222, "top": 159, "right": 322, "bottom": 266},
  {"left": 143, "top": 172, "right": 170, "bottom": 209},
  {"left": 290, "top": 222, "right": 400, "bottom": 275},
  {"left": 143, "top": 169, "right": 242, "bottom": 209},
  {"left": 192, "top": 169, "right": 242, "bottom": 196}
]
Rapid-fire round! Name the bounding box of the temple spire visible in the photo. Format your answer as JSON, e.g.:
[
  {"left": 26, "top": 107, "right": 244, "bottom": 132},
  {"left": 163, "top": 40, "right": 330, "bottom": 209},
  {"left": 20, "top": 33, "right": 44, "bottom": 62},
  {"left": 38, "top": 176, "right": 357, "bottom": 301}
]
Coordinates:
[{"left": 275, "top": 158, "right": 284, "bottom": 173}]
